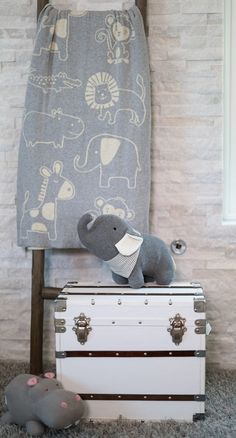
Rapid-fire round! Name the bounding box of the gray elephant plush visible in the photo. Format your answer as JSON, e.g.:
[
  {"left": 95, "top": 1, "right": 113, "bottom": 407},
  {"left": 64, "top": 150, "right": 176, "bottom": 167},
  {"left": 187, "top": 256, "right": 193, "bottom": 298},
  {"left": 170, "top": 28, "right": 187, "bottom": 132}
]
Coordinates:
[
  {"left": 0, "top": 373, "right": 84, "bottom": 436},
  {"left": 78, "top": 214, "right": 175, "bottom": 288}
]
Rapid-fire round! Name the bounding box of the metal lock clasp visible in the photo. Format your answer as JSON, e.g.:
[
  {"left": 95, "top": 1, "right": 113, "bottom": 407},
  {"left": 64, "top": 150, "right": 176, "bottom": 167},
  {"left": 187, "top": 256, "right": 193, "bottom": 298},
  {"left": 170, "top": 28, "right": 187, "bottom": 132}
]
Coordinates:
[
  {"left": 168, "top": 313, "right": 187, "bottom": 345},
  {"left": 72, "top": 313, "right": 92, "bottom": 344}
]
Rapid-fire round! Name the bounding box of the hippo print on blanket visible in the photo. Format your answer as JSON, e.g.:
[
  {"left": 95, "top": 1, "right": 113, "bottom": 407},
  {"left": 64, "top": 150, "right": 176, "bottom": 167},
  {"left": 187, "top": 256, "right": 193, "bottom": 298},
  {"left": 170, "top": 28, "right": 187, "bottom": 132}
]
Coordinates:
[{"left": 23, "top": 108, "right": 84, "bottom": 148}]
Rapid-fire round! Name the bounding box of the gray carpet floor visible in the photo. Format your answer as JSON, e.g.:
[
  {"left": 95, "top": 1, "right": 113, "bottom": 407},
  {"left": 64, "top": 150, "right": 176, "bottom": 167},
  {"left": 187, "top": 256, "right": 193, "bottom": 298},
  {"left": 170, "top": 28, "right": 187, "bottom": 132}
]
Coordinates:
[{"left": 0, "top": 361, "right": 235, "bottom": 437}]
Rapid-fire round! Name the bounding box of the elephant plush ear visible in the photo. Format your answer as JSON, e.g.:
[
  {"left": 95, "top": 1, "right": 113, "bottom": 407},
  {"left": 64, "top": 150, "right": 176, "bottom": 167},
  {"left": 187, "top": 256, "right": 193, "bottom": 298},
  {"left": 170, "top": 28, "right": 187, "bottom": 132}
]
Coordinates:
[{"left": 115, "top": 233, "right": 143, "bottom": 256}]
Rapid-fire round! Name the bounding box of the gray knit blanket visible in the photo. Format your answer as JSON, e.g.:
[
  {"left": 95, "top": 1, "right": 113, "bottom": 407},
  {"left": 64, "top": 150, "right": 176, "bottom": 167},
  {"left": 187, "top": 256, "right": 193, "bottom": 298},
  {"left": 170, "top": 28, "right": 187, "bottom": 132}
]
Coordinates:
[{"left": 17, "top": 3, "right": 151, "bottom": 248}]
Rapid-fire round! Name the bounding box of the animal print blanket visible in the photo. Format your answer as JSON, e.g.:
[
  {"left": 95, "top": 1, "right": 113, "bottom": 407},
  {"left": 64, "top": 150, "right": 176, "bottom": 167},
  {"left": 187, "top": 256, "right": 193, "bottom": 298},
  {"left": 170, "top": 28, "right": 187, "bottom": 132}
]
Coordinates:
[{"left": 17, "top": 2, "right": 151, "bottom": 248}]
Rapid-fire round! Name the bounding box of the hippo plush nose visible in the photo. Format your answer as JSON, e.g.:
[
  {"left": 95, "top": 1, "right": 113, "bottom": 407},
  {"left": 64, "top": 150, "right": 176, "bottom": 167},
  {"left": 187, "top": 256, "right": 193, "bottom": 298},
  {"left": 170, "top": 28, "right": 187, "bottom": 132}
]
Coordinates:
[{"left": 36, "top": 389, "right": 84, "bottom": 429}]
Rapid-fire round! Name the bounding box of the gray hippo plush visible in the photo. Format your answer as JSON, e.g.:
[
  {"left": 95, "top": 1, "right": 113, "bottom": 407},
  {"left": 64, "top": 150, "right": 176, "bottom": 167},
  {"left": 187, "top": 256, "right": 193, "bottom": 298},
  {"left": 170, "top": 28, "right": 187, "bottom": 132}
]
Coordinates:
[
  {"left": 0, "top": 373, "right": 84, "bottom": 436},
  {"left": 78, "top": 213, "right": 175, "bottom": 288}
]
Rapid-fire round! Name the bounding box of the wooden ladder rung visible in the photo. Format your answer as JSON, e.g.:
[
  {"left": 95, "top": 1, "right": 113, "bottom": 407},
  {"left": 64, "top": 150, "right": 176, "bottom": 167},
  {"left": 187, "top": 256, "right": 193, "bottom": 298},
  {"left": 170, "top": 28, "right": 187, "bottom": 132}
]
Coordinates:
[{"left": 42, "top": 287, "right": 62, "bottom": 300}]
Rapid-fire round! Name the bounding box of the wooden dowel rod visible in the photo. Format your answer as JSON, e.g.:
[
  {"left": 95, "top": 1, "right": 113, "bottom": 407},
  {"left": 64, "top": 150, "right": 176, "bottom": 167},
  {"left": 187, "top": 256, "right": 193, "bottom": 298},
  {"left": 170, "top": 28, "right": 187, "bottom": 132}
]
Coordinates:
[
  {"left": 29, "top": 0, "right": 49, "bottom": 377},
  {"left": 30, "top": 250, "right": 45, "bottom": 375}
]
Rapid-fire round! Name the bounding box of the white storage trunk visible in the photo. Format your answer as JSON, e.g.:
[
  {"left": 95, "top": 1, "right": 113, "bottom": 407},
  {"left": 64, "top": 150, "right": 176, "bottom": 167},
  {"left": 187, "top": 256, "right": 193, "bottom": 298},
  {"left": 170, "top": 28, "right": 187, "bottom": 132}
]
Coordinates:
[{"left": 55, "top": 282, "right": 206, "bottom": 422}]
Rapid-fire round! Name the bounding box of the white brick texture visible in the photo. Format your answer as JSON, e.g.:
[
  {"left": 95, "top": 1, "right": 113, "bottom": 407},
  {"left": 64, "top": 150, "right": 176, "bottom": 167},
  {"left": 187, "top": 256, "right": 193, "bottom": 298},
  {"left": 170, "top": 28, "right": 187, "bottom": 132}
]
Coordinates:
[{"left": 0, "top": 0, "right": 235, "bottom": 369}]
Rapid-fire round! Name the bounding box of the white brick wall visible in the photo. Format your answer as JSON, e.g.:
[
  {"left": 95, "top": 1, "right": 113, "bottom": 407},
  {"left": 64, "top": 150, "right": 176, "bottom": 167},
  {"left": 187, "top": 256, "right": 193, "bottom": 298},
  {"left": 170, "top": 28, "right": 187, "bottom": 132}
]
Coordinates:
[{"left": 0, "top": 0, "right": 235, "bottom": 369}]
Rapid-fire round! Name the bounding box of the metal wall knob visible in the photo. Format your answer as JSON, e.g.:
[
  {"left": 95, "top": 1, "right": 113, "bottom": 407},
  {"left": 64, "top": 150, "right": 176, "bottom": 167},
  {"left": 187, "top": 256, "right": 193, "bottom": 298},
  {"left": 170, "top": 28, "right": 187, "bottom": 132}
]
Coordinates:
[{"left": 171, "top": 239, "right": 187, "bottom": 255}]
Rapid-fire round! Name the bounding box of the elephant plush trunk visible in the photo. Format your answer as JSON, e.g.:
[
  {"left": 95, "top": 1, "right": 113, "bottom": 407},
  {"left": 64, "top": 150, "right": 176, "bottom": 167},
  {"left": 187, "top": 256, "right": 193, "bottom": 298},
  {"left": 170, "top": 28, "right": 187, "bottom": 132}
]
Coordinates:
[{"left": 77, "top": 213, "right": 94, "bottom": 248}]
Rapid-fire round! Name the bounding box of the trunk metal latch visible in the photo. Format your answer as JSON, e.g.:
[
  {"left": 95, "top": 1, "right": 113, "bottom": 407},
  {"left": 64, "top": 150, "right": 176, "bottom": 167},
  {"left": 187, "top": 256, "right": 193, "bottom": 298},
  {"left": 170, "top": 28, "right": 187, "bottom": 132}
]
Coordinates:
[
  {"left": 73, "top": 313, "right": 92, "bottom": 344},
  {"left": 168, "top": 313, "right": 187, "bottom": 345}
]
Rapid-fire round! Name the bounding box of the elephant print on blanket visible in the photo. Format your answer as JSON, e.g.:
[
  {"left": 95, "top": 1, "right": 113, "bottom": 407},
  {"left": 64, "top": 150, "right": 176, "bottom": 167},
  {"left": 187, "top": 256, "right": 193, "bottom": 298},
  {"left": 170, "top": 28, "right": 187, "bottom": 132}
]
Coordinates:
[
  {"left": 74, "top": 134, "right": 141, "bottom": 189},
  {"left": 20, "top": 161, "right": 75, "bottom": 241},
  {"left": 33, "top": 14, "right": 69, "bottom": 61},
  {"left": 85, "top": 72, "right": 146, "bottom": 127},
  {"left": 95, "top": 13, "right": 135, "bottom": 64},
  {"left": 17, "top": 3, "right": 151, "bottom": 248}
]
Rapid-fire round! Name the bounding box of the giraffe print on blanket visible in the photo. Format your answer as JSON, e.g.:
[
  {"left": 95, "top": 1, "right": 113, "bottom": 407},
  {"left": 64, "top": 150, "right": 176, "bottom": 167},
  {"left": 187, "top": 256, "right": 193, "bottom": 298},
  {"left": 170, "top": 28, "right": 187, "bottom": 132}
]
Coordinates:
[{"left": 20, "top": 161, "right": 75, "bottom": 241}]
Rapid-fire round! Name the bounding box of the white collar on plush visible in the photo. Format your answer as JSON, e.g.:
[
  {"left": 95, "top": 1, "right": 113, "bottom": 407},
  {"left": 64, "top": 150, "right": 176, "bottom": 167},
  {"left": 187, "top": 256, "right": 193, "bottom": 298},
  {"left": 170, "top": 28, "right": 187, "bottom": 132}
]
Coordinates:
[
  {"left": 107, "top": 248, "right": 140, "bottom": 278},
  {"left": 115, "top": 232, "right": 143, "bottom": 256}
]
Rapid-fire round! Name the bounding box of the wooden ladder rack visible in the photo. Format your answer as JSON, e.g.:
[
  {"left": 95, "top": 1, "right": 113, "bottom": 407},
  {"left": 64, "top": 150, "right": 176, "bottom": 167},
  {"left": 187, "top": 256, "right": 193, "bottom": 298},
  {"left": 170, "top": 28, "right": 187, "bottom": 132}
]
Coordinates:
[{"left": 31, "top": 0, "right": 147, "bottom": 375}]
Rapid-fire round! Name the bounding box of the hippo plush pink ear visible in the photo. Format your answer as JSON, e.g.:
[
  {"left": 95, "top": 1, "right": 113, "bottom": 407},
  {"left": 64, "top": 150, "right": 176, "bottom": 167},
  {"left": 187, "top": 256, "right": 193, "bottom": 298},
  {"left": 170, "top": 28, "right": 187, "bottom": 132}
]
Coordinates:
[
  {"left": 75, "top": 394, "right": 81, "bottom": 401},
  {"left": 44, "top": 372, "right": 55, "bottom": 379},
  {"left": 27, "top": 377, "right": 38, "bottom": 387}
]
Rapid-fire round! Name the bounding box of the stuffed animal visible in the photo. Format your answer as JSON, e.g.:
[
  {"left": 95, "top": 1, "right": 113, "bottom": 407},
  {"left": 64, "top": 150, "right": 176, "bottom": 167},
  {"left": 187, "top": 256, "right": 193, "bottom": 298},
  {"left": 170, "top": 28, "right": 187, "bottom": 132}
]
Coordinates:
[
  {"left": 78, "top": 213, "right": 175, "bottom": 288},
  {"left": 0, "top": 373, "right": 84, "bottom": 436}
]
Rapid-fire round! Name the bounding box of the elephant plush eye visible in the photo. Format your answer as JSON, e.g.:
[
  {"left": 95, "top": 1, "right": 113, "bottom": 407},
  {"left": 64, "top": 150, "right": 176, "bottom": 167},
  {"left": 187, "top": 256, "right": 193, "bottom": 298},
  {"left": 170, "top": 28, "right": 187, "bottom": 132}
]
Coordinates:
[{"left": 113, "top": 227, "right": 117, "bottom": 230}]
